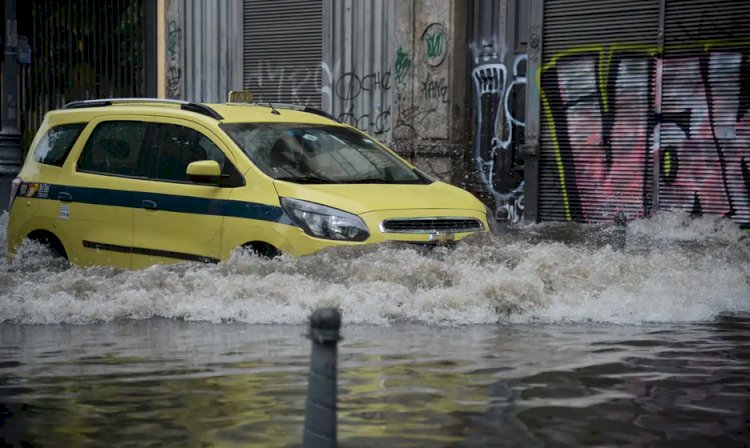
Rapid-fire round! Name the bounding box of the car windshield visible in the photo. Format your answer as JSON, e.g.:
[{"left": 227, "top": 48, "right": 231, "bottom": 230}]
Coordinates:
[{"left": 221, "top": 123, "right": 430, "bottom": 184}]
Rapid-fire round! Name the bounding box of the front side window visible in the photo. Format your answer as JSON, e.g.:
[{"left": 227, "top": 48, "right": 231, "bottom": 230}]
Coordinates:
[
  {"left": 34, "top": 123, "right": 86, "bottom": 167},
  {"left": 143, "top": 123, "right": 243, "bottom": 186},
  {"left": 145, "top": 123, "right": 229, "bottom": 182},
  {"left": 77, "top": 121, "right": 148, "bottom": 176},
  {"left": 222, "top": 124, "right": 430, "bottom": 184}
]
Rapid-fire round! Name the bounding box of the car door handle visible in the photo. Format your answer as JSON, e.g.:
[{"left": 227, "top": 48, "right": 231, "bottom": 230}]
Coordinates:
[
  {"left": 141, "top": 200, "right": 158, "bottom": 210},
  {"left": 58, "top": 192, "right": 73, "bottom": 202}
]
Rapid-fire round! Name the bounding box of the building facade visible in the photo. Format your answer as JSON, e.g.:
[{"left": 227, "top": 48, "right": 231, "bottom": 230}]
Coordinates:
[{"left": 160, "top": 0, "right": 750, "bottom": 231}]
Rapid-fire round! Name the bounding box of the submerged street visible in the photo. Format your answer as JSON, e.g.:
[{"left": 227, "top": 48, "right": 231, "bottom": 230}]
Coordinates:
[
  {"left": 1, "top": 211, "right": 749, "bottom": 446},
  {"left": 1, "top": 0, "right": 749, "bottom": 445},
  {"left": 2, "top": 317, "right": 749, "bottom": 447}
]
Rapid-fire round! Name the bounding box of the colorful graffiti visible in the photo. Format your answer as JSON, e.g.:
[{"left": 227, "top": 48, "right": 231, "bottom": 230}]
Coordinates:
[
  {"left": 540, "top": 42, "right": 750, "bottom": 227},
  {"left": 472, "top": 52, "right": 528, "bottom": 223}
]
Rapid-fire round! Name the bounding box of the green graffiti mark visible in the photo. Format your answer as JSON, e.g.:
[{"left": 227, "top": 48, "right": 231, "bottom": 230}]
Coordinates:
[
  {"left": 426, "top": 31, "right": 445, "bottom": 60},
  {"left": 423, "top": 23, "right": 447, "bottom": 66},
  {"left": 167, "top": 20, "right": 181, "bottom": 58},
  {"left": 395, "top": 47, "right": 411, "bottom": 86},
  {"left": 663, "top": 151, "right": 672, "bottom": 178}
]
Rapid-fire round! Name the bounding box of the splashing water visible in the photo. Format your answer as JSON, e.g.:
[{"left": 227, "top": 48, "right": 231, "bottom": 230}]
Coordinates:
[{"left": 1, "top": 211, "right": 748, "bottom": 325}]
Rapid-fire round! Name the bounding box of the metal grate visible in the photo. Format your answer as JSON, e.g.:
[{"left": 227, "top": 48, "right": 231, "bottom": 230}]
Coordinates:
[
  {"left": 323, "top": 0, "right": 395, "bottom": 140},
  {"left": 539, "top": 0, "right": 660, "bottom": 223},
  {"left": 539, "top": 0, "right": 750, "bottom": 231},
  {"left": 243, "top": 0, "right": 323, "bottom": 107},
  {"left": 380, "top": 218, "right": 484, "bottom": 234},
  {"left": 660, "top": 0, "right": 750, "bottom": 230},
  {"left": 19, "top": 0, "right": 146, "bottom": 148}
]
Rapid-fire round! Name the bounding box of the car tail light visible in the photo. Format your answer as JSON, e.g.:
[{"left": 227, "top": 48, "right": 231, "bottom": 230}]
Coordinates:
[{"left": 9, "top": 177, "right": 22, "bottom": 210}]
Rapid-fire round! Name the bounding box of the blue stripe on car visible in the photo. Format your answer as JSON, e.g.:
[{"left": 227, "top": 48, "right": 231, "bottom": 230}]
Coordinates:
[{"left": 24, "top": 183, "right": 296, "bottom": 226}]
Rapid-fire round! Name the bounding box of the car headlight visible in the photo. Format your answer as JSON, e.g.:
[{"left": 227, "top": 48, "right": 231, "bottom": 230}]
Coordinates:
[{"left": 280, "top": 197, "right": 370, "bottom": 242}]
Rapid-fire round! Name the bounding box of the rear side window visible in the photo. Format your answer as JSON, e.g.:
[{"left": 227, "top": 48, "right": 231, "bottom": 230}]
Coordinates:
[
  {"left": 34, "top": 123, "right": 86, "bottom": 166},
  {"left": 77, "top": 121, "right": 148, "bottom": 177}
]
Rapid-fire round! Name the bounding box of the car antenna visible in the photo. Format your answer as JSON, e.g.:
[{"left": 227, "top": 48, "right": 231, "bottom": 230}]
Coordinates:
[{"left": 269, "top": 102, "right": 281, "bottom": 115}]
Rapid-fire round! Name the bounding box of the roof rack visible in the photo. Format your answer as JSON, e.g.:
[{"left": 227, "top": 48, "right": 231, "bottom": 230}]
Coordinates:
[{"left": 62, "top": 98, "right": 224, "bottom": 120}]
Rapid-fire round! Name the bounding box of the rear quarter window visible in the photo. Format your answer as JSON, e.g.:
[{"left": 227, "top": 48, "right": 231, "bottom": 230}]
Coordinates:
[{"left": 33, "top": 123, "right": 86, "bottom": 167}]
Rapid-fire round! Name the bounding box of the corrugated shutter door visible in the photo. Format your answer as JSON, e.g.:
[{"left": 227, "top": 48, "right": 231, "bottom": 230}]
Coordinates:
[
  {"left": 243, "top": 0, "right": 322, "bottom": 107},
  {"left": 539, "top": 0, "right": 660, "bottom": 222},
  {"left": 660, "top": 0, "right": 750, "bottom": 230}
]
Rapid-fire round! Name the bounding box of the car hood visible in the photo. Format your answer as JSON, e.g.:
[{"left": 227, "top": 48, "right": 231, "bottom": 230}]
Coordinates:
[{"left": 273, "top": 180, "right": 485, "bottom": 215}]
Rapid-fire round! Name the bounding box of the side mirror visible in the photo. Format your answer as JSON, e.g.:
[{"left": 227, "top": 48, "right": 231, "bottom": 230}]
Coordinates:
[{"left": 186, "top": 160, "right": 222, "bottom": 184}]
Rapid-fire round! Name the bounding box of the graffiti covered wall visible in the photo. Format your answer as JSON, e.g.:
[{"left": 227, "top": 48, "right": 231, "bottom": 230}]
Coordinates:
[
  {"left": 322, "top": 0, "right": 395, "bottom": 143},
  {"left": 468, "top": 0, "right": 530, "bottom": 223},
  {"left": 471, "top": 53, "right": 528, "bottom": 222},
  {"left": 535, "top": 0, "right": 750, "bottom": 229},
  {"left": 392, "top": 0, "right": 468, "bottom": 182},
  {"left": 541, "top": 43, "right": 750, "bottom": 229},
  {"left": 162, "top": 0, "right": 749, "bottom": 230},
  {"left": 322, "top": 0, "right": 469, "bottom": 184}
]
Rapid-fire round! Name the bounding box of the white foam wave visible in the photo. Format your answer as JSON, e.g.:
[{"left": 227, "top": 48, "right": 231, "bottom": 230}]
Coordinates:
[{"left": 1, "top": 211, "right": 748, "bottom": 325}]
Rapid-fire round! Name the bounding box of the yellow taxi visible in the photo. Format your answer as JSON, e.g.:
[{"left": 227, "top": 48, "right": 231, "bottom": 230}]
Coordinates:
[{"left": 7, "top": 98, "right": 491, "bottom": 269}]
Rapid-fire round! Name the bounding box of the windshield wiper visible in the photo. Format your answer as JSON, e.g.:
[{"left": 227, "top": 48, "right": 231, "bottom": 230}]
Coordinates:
[
  {"left": 274, "top": 176, "right": 339, "bottom": 184},
  {"left": 342, "top": 178, "right": 427, "bottom": 184},
  {"left": 340, "top": 178, "right": 393, "bottom": 184}
]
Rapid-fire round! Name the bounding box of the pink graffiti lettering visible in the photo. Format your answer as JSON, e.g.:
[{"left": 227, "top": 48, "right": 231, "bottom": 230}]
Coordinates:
[{"left": 542, "top": 46, "right": 750, "bottom": 228}]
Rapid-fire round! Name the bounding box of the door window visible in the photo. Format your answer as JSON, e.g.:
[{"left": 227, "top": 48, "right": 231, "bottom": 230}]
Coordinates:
[
  {"left": 146, "top": 123, "right": 244, "bottom": 187},
  {"left": 77, "top": 121, "right": 148, "bottom": 176},
  {"left": 147, "top": 124, "right": 228, "bottom": 183}
]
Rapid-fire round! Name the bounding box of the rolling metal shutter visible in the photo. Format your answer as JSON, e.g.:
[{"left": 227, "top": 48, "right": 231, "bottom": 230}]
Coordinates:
[
  {"left": 660, "top": 0, "right": 750, "bottom": 230},
  {"left": 539, "top": 0, "right": 660, "bottom": 222},
  {"left": 243, "top": 0, "right": 323, "bottom": 107}
]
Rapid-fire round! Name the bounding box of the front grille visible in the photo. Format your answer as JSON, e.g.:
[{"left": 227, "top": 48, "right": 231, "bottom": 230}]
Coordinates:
[{"left": 380, "top": 217, "right": 484, "bottom": 234}]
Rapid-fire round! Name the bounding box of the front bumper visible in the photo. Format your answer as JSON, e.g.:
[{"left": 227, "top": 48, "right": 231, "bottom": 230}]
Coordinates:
[{"left": 282, "top": 208, "right": 488, "bottom": 256}]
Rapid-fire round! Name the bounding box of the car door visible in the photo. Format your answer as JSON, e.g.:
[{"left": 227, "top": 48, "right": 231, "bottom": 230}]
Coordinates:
[
  {"left": 56, "top": 117, "right": 150, "bottom": 268},
  {"left": 131, "top": 118, "right": 240, "bottom": 268}
]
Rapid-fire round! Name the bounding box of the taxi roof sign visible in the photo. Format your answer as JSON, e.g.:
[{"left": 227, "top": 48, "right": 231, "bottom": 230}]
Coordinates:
[{"left": 228, "top": 90, "right": 253, "bottom": 103}]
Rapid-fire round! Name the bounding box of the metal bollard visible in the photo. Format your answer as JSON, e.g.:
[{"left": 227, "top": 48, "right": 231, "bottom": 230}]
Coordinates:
[
  {"left": 613, "top": 211, "right": 628, "bottom": 252},
  {"left": 303, "top": 307, "right": 342, "bottom": 448}
]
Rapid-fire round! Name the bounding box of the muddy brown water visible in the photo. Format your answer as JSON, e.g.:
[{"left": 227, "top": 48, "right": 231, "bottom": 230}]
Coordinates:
[{"left": 1, "top": 211, "right": 749, "bottom": 446}]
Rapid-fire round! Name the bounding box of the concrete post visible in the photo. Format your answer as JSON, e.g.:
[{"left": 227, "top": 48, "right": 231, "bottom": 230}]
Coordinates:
[
  {"left": 303, "top": 307, "right": 342, "bottom": 448},
  {"left": 0, "top": 0, "right": 24, "bottom": 213}
]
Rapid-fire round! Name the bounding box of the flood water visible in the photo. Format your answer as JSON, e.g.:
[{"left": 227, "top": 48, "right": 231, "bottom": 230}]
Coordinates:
[{"left": 1, "top": 211, "right": 749, "bottom": 447}]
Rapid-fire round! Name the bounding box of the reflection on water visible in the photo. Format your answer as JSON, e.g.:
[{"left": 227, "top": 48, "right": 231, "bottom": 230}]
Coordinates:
[
  {"left": 1, "top": 317, "right": 749, "bottom": 447},
  {"left": 1, "top": 211, "right": 749, "bottom": 445}
]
